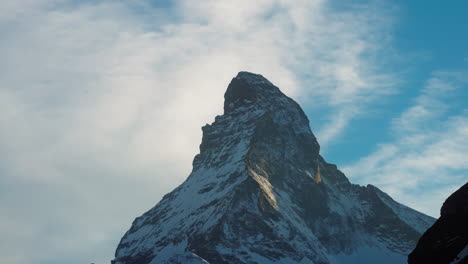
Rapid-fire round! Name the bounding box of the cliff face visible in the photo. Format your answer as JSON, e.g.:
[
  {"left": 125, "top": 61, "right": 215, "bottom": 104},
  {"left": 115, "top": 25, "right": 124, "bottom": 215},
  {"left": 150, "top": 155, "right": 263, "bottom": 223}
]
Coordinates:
[
  {"left": 409, "top": 182, "right": 468, "bottom": 264},
  {"left": 112, "top": 72, "right": 435, "bottom": 264}
]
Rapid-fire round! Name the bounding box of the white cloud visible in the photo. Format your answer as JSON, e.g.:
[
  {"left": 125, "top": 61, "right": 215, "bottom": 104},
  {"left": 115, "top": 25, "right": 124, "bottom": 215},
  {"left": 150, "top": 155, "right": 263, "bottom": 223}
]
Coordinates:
[
  {"left": 0, "top": 1, "right": 397, "bottom": 263},
  {"left": 342, "top": 71, "right": 468, "bottom": 217}
]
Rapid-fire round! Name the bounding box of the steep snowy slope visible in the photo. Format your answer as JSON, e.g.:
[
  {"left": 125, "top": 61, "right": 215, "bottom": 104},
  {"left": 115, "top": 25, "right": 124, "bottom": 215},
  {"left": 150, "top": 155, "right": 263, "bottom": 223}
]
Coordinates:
[{"left": 112, "top": 72, "right": 435, "bottom": 264}]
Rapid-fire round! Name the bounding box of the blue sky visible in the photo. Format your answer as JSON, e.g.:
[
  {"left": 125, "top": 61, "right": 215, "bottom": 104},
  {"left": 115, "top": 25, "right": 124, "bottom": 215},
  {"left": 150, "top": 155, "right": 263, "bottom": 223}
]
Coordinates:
[
  {"left": 312, "top": 0, "right": 468, "bottom": 161},
  {"left": 0, "top": 1, "right": 467, "bottom": 264}
]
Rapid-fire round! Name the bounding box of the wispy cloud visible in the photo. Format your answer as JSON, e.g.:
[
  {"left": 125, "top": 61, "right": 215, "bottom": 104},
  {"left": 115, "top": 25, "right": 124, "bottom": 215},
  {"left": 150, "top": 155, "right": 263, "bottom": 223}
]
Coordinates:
[
  {"left": 342, "top": 71, "right": 468, "bottom": 217},
  {"left": 290, "top": 1, "right": 399, "bottom": 146},
  {"left": 0, "top": 1, "right": 397, "bottom": 263}
]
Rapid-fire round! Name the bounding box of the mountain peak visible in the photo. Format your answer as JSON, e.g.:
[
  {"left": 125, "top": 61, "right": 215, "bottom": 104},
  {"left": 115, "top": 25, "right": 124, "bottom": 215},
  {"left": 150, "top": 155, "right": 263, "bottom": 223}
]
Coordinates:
[
  {"left": 201, "top": 72, "right": 319, "bottom": 173},
  {"left": 224, "top": 71, "right": 279, "bottom": 113},
  {"left": 235, "top": 71, "right": 273, "bottom": 85},
  {"left": 113, "top": 72, "right": 436, "bottom": 264}
]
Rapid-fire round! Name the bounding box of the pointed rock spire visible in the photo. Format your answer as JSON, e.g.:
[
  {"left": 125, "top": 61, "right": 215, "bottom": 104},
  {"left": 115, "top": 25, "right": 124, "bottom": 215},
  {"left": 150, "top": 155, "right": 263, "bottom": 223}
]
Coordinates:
[{"left": 112, "top": 71, "right": 436, "bottom": 264}]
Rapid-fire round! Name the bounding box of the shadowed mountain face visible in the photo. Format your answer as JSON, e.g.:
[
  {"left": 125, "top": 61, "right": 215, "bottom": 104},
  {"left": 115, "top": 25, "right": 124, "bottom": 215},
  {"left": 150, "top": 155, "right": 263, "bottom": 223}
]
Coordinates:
[
  {"left": 112, "top": 72, "right": 435, "bottom": 264},
  {"left": 409, "top": 182, "right": 468, "bottom": 264}
]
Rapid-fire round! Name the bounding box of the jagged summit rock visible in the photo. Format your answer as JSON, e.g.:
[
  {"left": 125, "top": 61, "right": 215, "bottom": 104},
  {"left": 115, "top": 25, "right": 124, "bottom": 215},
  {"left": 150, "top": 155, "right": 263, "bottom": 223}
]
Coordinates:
[
  {"left": 112, "top": 72, "right": 435, "bottom": 264},
  {"left": 224, "top": 72, "right": 276, "bottom": 112}
]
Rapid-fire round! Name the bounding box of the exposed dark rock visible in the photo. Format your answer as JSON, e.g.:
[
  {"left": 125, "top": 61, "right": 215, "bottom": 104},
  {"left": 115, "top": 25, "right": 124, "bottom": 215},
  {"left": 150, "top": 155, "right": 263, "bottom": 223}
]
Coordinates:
[{"left": 408, "top": 182, "right": 468, "bottom": 264}]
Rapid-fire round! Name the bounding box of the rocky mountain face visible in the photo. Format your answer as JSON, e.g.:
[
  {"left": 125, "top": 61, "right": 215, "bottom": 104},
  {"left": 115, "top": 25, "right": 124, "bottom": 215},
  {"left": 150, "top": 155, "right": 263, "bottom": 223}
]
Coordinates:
[
  {"left": 112, "top": 72, "right": 435, "bottom": 264},
  {"left": 409, "top": 182, "right": 468, "bottom": 264}
]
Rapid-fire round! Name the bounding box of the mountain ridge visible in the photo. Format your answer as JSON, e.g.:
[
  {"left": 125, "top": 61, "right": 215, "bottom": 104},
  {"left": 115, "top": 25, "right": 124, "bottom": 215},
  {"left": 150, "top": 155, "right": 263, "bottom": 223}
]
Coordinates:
[{"left": 112, "top": 71, "right": 435, "bottom": 264}]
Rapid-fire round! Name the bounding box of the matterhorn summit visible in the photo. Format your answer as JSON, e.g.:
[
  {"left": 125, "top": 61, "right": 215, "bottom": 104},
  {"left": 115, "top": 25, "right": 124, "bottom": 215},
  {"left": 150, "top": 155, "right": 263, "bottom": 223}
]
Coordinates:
[{"left": 112, "top": 72, "right": 435, "bottom": 264}]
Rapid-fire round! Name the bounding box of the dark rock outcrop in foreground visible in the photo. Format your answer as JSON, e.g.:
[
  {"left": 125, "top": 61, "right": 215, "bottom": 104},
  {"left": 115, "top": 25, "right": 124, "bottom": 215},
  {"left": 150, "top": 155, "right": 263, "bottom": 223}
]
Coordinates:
[
  {"left": 112, "top": 72, "right": 435, "bottom": 264},
  {"left": 409, "top": 182, "right": 468, "bottom": 264}
]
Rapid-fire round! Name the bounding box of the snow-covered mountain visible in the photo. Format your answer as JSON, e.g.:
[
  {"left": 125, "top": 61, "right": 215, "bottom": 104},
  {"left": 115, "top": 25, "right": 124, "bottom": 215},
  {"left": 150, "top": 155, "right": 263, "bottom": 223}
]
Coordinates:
[{"left": 112, "top": 72, "right": 435, "bottom": 264}]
